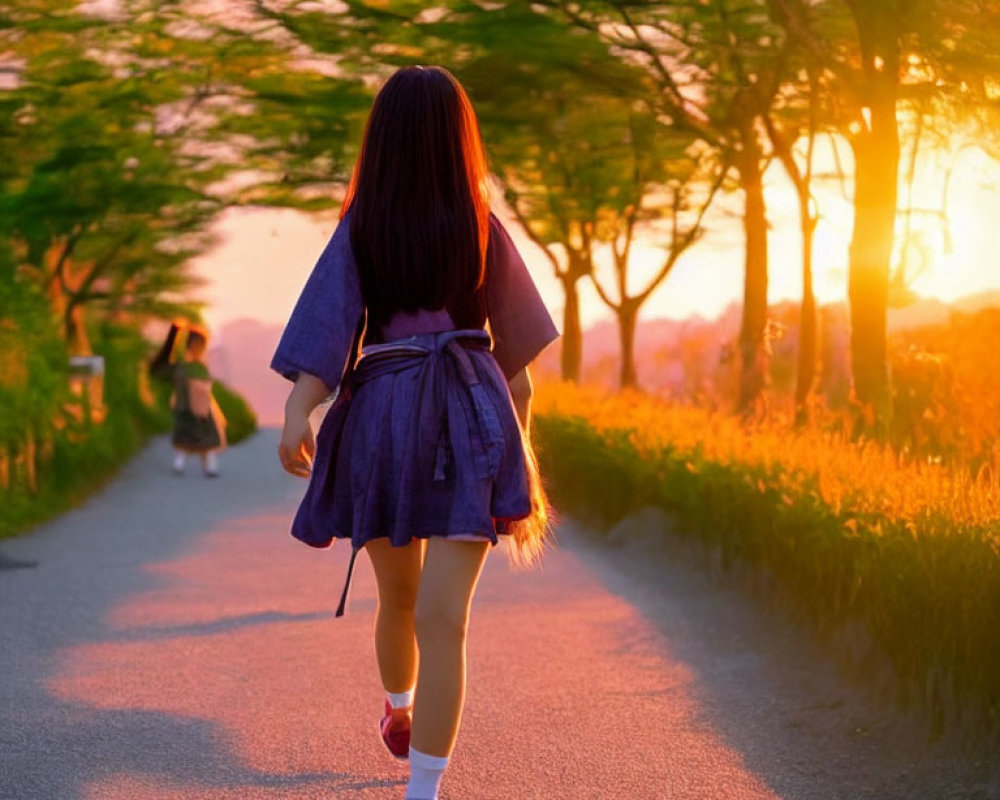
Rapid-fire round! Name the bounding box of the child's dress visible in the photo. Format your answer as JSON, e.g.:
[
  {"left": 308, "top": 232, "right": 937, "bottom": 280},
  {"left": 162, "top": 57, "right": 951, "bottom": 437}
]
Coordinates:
[{"left": 271, "top": 213, "right": 558, "bottom": 561}]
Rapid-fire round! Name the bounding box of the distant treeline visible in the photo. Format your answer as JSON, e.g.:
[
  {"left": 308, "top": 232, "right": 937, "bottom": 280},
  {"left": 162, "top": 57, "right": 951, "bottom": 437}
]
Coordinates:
[{"left": 537, "top": 300, "right": 1000, "bottom": 472}]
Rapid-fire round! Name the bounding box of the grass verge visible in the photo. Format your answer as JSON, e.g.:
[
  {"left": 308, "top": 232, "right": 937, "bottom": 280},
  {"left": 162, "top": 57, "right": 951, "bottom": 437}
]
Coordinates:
[
  {"left": 1, "top": 336, "right": 257, "bottom": 539},
  {"left": 533, "top": 383, "right": 1000, "bottom": 738}
]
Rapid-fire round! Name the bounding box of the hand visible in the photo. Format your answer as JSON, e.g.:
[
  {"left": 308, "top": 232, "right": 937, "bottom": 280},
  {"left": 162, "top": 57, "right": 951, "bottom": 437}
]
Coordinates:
[{"left": 278, "top": 410, "right": 315, "bottom": 478}]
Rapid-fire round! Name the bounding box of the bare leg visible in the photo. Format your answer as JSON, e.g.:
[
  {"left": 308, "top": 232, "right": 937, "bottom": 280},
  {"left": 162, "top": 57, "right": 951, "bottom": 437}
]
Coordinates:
[
  {"left": 411, "top": 538, "right": 490, "bottom": 757},
  {"left": 365, "top": 538, "right": 425, "bottom": 693}
]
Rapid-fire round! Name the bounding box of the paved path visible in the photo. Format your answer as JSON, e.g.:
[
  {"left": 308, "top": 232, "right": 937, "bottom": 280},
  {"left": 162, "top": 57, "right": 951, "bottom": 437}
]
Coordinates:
[{"left": 0, "top": 431, "right": 995, "bottom": 800}]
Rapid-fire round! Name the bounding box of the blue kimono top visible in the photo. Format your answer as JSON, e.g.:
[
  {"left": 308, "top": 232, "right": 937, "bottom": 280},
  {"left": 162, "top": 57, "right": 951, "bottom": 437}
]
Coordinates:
[{"left": 271, "top": 213, "right": 558, "bottom": 569}]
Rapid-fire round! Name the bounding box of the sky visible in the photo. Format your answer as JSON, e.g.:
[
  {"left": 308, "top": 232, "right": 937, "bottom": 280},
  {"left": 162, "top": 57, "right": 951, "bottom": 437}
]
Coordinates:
[{"left": 190, "top": 139, "right": 1000, "bottom": 338}]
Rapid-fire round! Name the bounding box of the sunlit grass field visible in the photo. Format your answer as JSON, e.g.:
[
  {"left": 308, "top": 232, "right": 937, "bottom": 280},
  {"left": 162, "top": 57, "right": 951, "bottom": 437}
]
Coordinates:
[{"left": 533, "top": 382, "right": 1000, "bottom": 735}]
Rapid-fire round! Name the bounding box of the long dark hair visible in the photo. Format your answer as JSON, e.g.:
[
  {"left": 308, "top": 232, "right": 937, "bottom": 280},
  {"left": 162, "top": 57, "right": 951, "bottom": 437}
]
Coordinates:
[{"left": 341, "top": 66, "right": 490, "bottom": 330}]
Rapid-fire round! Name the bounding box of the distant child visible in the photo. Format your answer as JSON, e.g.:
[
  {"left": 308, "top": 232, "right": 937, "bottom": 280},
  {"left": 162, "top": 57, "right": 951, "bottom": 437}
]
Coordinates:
[{"left": 150, "top": 321, "right": 226, "bottom": 477}]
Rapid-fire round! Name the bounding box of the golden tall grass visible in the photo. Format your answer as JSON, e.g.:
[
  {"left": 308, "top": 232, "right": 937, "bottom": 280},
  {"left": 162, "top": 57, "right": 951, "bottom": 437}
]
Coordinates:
[
  {"left": 533, "top": 381, "right": 1000, "bottom": 735},
  {"left": 535, "top": 382, "right": 1000, "bottom": 535}
]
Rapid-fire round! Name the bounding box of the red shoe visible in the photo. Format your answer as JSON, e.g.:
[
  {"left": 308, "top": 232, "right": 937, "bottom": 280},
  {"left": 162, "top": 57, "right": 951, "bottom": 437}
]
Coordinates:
[{"left": 379, "top": 700, "right": 411, "bottom": 760}]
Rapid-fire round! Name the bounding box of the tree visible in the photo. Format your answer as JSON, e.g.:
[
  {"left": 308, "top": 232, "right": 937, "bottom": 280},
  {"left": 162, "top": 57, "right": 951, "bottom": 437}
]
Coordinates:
[
  {"left": 469, "top": 35, "right": 721, "bottom": 388},
  {"left": 767, "top": 108, "right": 821, "bottom": 425},
  {"left": 587, "top": 120, "right": 723, "bottom": 388},
  {"left": 0, "top": 0, "right": 368, "bottom": 352},
  {"left": 843, "top": 2, "right": 903, "bottom": 430},
  {"left": 756, "top": 7, "right": 824, "bottom": 423},
  {"left": 538, "top": 0, "right": 787, "bottom": 410},
  {"left": 768, "top": 0, "right": 999, "bottom": 431},
  {"left": 433, "top": 6, "right": 641, "bottom": 382},
  {"left": 1, "top": 28, "right": 210, "bottom": 351}
]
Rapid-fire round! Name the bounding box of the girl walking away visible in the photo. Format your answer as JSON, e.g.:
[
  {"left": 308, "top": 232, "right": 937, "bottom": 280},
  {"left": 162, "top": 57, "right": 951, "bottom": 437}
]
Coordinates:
[
  {"left": 272, "top": 66, "right": 558, "bottom": 800},
  {"left": 150, "top": 321, "right": 227, "bottom": 477}
]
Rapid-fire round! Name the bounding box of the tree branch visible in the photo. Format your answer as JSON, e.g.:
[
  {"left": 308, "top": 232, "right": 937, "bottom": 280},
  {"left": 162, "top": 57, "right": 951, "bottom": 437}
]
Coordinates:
[
  {"left": 501, "top": 182, "right": 565, "bottom": 278},
  {"left": 46, "top": 226, "right": 85, "bottom": 291},
  {"left": 636, "top": 162, "right": 726, "bottom": 305},
  {"left": 767, "top": 0, "right": 858, "bottom": 93},
  {"left": 537, "top": 0, "right": 723, "bottom": 147},
  {"left": 590, "top": 269, "right": 621, "bottom": 311},
  {"left": 64, "top": 236, "right": 132, "bottom": 309}
]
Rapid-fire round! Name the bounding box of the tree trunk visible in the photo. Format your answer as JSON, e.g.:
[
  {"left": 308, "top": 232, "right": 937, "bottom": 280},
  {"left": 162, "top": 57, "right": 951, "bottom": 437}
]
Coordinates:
[
  {"left": 738, "top": 145, "right": 769, "bottom": 415},
  {"left": 0, "top": 446, "right": 9, "bottom": 490},
  {"left": 848, "top": 12, "right": 900, "bottom": 433},
  {"left": 24, "top": 431, "right": 37, "bottom": 494},
  {"left": 65, "top": 302, "right": 92, "bottom": 357},
  {"left": 560, "top": 274, "right": 583, "bottom": 383},
  {"left": 795, "top": 212, "right": 819, "bottom": 426},
  {"left": 618, "top": 301, "right": 639, "bottom": 389}
]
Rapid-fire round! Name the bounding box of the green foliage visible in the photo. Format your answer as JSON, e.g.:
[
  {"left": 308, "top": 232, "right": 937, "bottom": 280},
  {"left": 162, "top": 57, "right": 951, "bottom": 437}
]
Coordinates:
[
  {"left": 1, "top": 12, "right": 212, "bottom": 338},
  {"left": 536, "top": 408, "right": 1000, "bottom": 737},
  {"left": 0, "top": 246, "right": 67, "bottom": 445},
  {"left": 213, "top": 380, "right": 257, "bottom": 446},
  {"left": 220, "top": 70, "right": 372, "bottom": 205},
  {"left": 0, "top": 318, "right": 260, "bottom": 538},
  {"left": 0, "top": 326, "right": 170, "bottom": 539},
  {"left": 1, "top": 0, "right": 370, "bottom": 348}
]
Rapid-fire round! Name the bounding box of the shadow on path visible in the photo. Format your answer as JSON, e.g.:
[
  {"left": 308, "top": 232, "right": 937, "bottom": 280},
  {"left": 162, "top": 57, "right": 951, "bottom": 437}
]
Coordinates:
[
  {"left": 2, "top": 707, "right": 392, "bottom": 798},
  {"left": 560, "top": 511, "right": 1000, "bottom": 800},
  {"left": 0, "top": 431, "right": 396, "bottom": 800},
  {"left": 109, "top": 609, "right": 335, "bottom": 643},
  {"left": 0, "top": 552, "right": 38, "bottom": 570}
]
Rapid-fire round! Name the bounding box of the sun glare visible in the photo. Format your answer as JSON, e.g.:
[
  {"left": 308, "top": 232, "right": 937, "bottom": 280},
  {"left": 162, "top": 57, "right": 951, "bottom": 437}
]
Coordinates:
[
  {"left": 605, "top": 135, "right": 1000, "bottom": 324},
  {"left": 902, "top": 146, "right": 999, "bottom": 302}
]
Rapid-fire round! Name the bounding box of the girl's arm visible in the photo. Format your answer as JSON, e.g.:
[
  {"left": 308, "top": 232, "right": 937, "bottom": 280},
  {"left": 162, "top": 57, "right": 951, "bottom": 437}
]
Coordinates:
[
  {"left": 278, "top": 372, "right": 332, "bottom": 478},
  {"left": 150, "top": 322, "right": 181, "bottom": 380},
  {"left": 508, "top": 367, "right": 533, "bottom": 433}
]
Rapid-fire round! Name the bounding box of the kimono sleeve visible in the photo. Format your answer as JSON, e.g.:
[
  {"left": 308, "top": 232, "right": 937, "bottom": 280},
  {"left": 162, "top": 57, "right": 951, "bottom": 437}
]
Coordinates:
[
  {"left": 486, "top": 215, "right": 559, "bottom": 379},
  {"left": 270, "top": 217, "right": 365, "bottom": 392}
]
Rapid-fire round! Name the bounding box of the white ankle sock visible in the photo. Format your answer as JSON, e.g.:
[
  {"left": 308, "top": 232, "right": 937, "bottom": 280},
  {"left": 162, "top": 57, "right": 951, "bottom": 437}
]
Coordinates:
[
  {"left": 386, "top": 688, "right": 414, "bottom": 709},
  {"left": 172, "top": 452, "right": 185, "bottom": 472},
  {"left": 405, "top": 747, "right": 449, "bottom": 800}
]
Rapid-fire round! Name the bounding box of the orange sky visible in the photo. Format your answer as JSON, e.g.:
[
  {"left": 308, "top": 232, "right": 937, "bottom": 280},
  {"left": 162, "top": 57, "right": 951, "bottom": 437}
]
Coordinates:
[{"left": 191, "top": 142, "right": 1000, "bottom": 337}]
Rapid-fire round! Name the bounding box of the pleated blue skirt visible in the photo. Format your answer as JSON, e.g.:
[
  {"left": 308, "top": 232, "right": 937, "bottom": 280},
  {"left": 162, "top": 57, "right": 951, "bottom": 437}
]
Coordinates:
[{"left": 290, "top": 329, "right": 533, "bottom": 550}]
